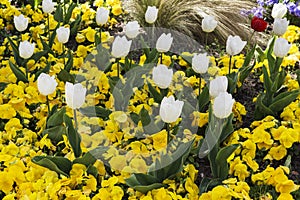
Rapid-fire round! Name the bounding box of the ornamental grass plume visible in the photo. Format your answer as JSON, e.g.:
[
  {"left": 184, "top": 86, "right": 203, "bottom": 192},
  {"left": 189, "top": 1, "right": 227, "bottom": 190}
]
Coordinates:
[{"left": 124, "top": 0, "right": 268, "bottom": 45}]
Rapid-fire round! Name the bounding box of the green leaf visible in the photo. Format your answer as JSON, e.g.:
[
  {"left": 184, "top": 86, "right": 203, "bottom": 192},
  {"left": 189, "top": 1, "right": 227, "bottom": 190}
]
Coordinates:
[
  {"left": 42, "top": 125, "right": 65, "bottom": 143},
  {"left": 130, "top": 112, "right": 140, "bottom": 125},
  {"left": 79, "top": 106, "right": 112, "bottom": 120},
  {"left": 180, "top": 54, "right": 192, "bottom": 66},
  {"left": 64, "top": 114, "right": 82, "bottom": 158},
  {"left": 95, "top": 45, "right": 111, "bottom": 71},
  {"left": 140, "top": 107, "right": 151, "bottom": 126},
  {"left": 34, "top": 62, "right": 51, "bottom": 81},
  {"left": 54, "top": 4, "right": 63, "bottom": 23},
  {"left": 47, "top": 107, "right": 66, "bottom": 128},
  {"left": 87, "top": 165, "right": 98, "bottom": 178},
  {"left": 32, "top": 156, "right": 72, "bottom": 177},
  {"left": 269, "top": 90, "right": 300, "bottom": 113},
  {"left": 0, "top": 82, "right": 8, "bottom": 92},
  {"left": 148, "top": 83, "right": 163, "bottom": 103},
  {"left": 239, "top": 45, "right": 256, "bottom": 84},
  {"left": 226, "top": 72, "right": 238, "bottom": 94},
  {"left": 198, "top": 86, "right": 210, "bottom": 112},
  {"left": 73, "top": 151, "right": 96, "bottom": 167},
  {"left": 57, "top": 69, "right": 75, "bottom": 83},
  {"left": 216, "top": 144, "right": 240, "bottom": 180},
  {"left": 9, "top": 61, "right": 28, "bottom": 83},
  {"left": 70, "top": 14, "right": 82, "bottom": 36},
  {"left": 296, "top": 70, "right": 300, "bottom": 86},
  {"left": 49, "top": 23, "right": 60, "bottom": 48},
  {"left": 6, "top": 36, "right": 22, "bottom": 66},
  {"left": 262, "top": 66, "right": 272, "bottom": 99},
  {"left": 65, "top": 50, "right": 73, "bottom": 72},
  {"left": 219, "top": 114, "right": 234, "bottom": 143},
  {"left": 199, "top": 178, "right": 221, "bottom": 194},
  {"left": 125, "top": 173, "right": 163, "bottom": 193},
  {"left": 254, "top": 94, "right": 275, "bottom": 120},
  {"left": 64, "top": 2, "right": 76, "bottom": 24},
  {"left": 266, "top": 37, "right": 276, "bottom": 76},
  {"left": 145, "top": 49, "right": 159, "bottom": 64}
]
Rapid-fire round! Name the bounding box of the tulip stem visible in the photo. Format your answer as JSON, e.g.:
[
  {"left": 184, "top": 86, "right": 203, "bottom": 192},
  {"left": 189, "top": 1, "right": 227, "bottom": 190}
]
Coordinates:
[
  {"left": 166, "top": 123, "right": 170, "bottom": 144},
  {"left": 160, "top": 53, "right": 163, "bottom": 64},
  {"left": 62, "top": 45, "right": 66, "bottom": 66},
  {"left": 228, "top": 55, "right": 232, "bottom": 74},
  {"left": 99, "top": 25, "right": 102, "bottom": 43},
  {"left": 25, "top": 62, "right": 28, "bottom": 80},
  {"left": 117, "top": 58, "right": 120, "bottom": 78},
  {"left": 199, "top": 76, "right": 202, "bottom": 97},
  {"left": 46, "top": 95, "right": 51, "bottom": 114},
  {"left": 73, "top": 109, "right": 78, "bottom": 130},
  {"left": 247, "top": 30, "right": 256, "bottom": 51},
  {"left": 205, "top": 33, "right": 208, "bottom": 50},
  {"left": 47, "top": 14, "right": 50, "bottom": 43}
]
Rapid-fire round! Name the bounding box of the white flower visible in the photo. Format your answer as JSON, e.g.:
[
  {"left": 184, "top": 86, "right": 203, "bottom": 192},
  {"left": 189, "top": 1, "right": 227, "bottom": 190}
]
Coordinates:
[
  {"left": 209, "top": 76, "right": 228, "bottom": 98},
  {"left": 192, "top": 53, "right": 210, "bottom": 74},
  {"left": 273, "top": 38, "right": 291, "bottom": 58},
  {"left": 226, "top": 35, "right": 247, "bottom": 56},
  {"left": 65, "top": 82, "right": 87, "bottom": 109},
  {"left": 37, "top": 73, "right": 57, "bottom": 96},
  {"left": 19, "top": 40, "right": 35, "bottom": 59},
  {"left": 111, "top": 36, "right": 132, "bottom": 58},
  {"left": 14, "top": 14, "right": 28, "bottom": 32},
  {"left": 56, "top": 27, "right": 70, "bottom": 44},
  {"left": 213, "top": 92, "right": 235, "bottom": 119},
  {"left": 159, "top": 95, "right": 184, "bottom": 123},
  {"left": 42, "top": 0, "right": 55, "bottom": 14},
  {"left": 273, "top": 18, "right": 289, "bottom": 36},
  {"left": 96, "top": 7, "right": 109, "bottom": 26},
  {"left": 156, "top": 33, "right": 173, "bottom": 53},
  {"left": 145, "top": 6, "right": 158, "bottom": 24},
  {"left": 152, "top": 64, "right": 173, "bottom": 89},
  {"left": 271, "top": 3, "right": 287, "bottom": 19},
  {"left": 125, "top": 21, "right": 140, "bottom": 39},
  {"left": 201, "top": 15, "right": 218, "bottom": 33}
]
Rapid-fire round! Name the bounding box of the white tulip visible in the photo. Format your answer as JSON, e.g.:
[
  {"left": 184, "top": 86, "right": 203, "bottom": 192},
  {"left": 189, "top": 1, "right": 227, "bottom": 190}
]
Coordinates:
[
  {"left": 19, "top": 40, "right": 35, "bottom": 59},
  {"left": 213, "top": 92, "right": 235, "bottom": 119},
  {"left": 65, "top": 82, "right": 87, "bottom": 109},
  {"left": 111, "top": 36, "right": 132, "bottom": 58},
  {"left": 273, "top": 38, "right": 291, "bottom": 58},
  {"left": 37, "top": 73, "right": 57, "bottom": 96},
  {"left": 56, "top": 27, "right": 70, "bottom": 44},
  {"left": 271, "top": 3, "right": 287, "bottom": 19},
  {"left": 14, "top": 14, "right": 28, "bottom": 32},
  {"left": 125, "top": 21, "right": 140, "bottom": 39},
  {"left": 152, "top": 64, "right": 173, "bottom": 89},
  {"left": 156, "top": 33, "right": 173, "bottom": 53},
  {"left": 145, "top": 6, "right": 158, "bottom": 24},
  {"left": 96, "top": 7, "right": 109, "bottom": 26},
  {"left": 226, "top": 35, "right": 247, "bottom": 56},
  {"left": 201, "top": 15, "right": 218, "bottom": 33},
  {"left": 159, "top": 95, "right": 184, "bottom": 123},
  {"left": 209, "top": 76, "right": 228, "bottom": 98},
  {"left": 42, "top": 0, "right": 55, "bottom": 14},
  {"left": 273, "top": 18, "right": 289, "bottom": 36},
  {"left": 192, "top": 53, "right": 210, "bottom": 74}
]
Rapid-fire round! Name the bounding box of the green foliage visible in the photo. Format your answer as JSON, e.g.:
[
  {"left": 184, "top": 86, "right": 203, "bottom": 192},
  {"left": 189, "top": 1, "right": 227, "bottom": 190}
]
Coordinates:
[{"left": 64, "top": 114, "right": 82, "bottom": 158}]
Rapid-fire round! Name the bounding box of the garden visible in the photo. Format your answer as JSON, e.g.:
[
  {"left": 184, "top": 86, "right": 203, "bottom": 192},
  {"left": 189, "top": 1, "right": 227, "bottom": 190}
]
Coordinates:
[{"left": 0, "top": 0, "right": 300, "bottom": 199}]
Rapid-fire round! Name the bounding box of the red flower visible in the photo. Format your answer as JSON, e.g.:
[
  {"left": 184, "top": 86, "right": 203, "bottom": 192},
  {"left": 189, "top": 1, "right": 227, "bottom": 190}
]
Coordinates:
[{"left": 251, "top": 17, "right": 268, "bottom": 32}]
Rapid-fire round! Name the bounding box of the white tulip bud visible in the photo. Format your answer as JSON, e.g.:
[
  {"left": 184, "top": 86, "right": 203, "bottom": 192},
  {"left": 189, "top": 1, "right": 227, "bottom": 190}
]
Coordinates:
[
  {"left": 56, "top": 27, "right": 70, "bottom": 44},
  {"left": 19, "top": 40, "right": 35, "bottom": 59},
  {"left": 156, "top": 33, "right": 173, "bottom": 53},
  {"left": 42, "top": 0, "right": 55, "bottom": 14},
  {"left": 125, "top": 21, "right": 140, "bottom": 39},
  {"left": 209, "top": 76, "right": 228, "bottom": 98},
  {"left": 14, "top": 14, "right": 28, "bottom": 32},
  {"left": 65, "top": 82, "right": 87, "bottom": 109},
  {"left": 96, "top": 7, "right": 109, "bottom": 26},
  {"left": 213, "top": 92, "right": 235, "bottom": 119},
  {"left": 273, "top": 38, "right": 291, "bottom": 58},
  {"left": 159, "top": 95, "right": 184, "bottom": 123},
  {"left": 37, "top": 73, "right": 57, "bottom": 96},
  {"left": 271, "top": 3, "right": 287, "bottom": 19},
  {"left": 192, "top": 53, "right": 210, "bottom": 74},
  {"left": 145, "top": 6, "right": 158, "bottom": 24},
  {"left": 152, "top": 64, "right": 173, "bottom": 89},
  {"left": 226, "top": 35, "right": 247, "bottom": 56},
  {"left": 273, "top": 18, "right": 289, "bottom": 36},
  {"left": 201, "top": 15, "right": 218, "bottom": 33},
  {"left": 111, "top": 36, "right": 132, "bottom": 58}
]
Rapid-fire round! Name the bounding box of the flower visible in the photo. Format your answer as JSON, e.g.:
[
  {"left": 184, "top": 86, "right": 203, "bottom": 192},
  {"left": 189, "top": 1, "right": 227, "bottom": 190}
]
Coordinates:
[
  {"left": 96, "top": 7, "right": 109, "bottom": 26},
  {"left": 209, "top": 76, "right": 228, "bottom": 98},
  {"left": 226, "top": 35, "right": 247, "bottom": 56},
  {"left": 159, "top": 95, "right": 184, "bottom": 123},
  {"left": 156, "top": 33, "right": 173, "bottom": 53},
  {"left": 272, "top": 3, "right": 287, "bottom": 18},
  {"left": 19, "top": 41, "right": 35, "bottom": 59},
  {"left": 201, "top": 15, "right": 218, "bottom": 33},
  {"left": 42, "top": 0, "right": 55, "bottom": 14},
  {"left": 111, "top": 36, "right": 132, "bottom": 58},
  {"left": 192, "top": 53, "right": 209, "bottom": 74},
  {"left": 65, "top": 82, "right": 87, "bottom": 109},
  {"left": 56, "top": 27, "right": 70, "bottom": 44},
  {"left": 125, "top": 21, "right": 140, "bottom": 39},
  {"left": 273, "top": 38, "right": 291, "bottom": 58},
  {"left": 145, "top": 6, "right": 158, "bottom": 24},
  {"left": 37, "top": 73, "right": 57, "bottom": 96},
  {"left": 213, "top": 92, "right": 235, "bottom": 119},
  {"left": 251, "top": 16, "right": 268, "bottom": 32},
  {"left": 14, "top": 14, "right": 28, "bottom": 32},
  {"left": 273, "top": 18, "right": 289, "bottom": 36},
  {"left": 152, "top": 64, "right": 173, "bottom": 89}
]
